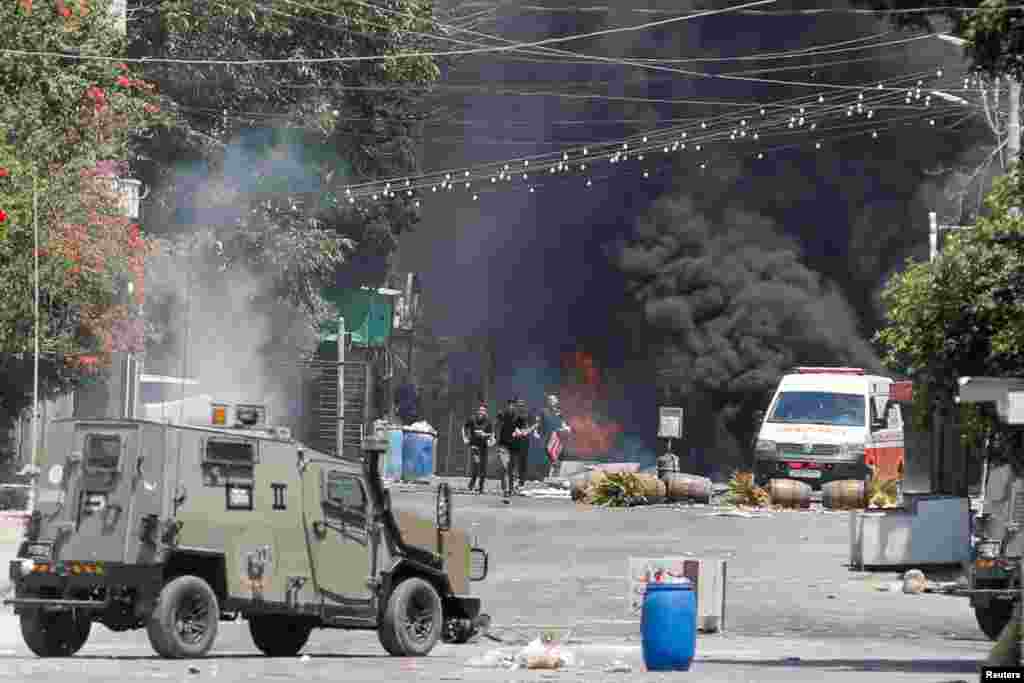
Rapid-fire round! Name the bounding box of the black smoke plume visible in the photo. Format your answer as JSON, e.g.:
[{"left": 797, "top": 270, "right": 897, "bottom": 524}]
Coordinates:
[{"left": 611, "top": 194, "right": 882, "bottom": 475}]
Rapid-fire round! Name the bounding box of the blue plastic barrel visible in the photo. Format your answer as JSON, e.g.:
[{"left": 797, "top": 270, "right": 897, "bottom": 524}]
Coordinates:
[
  {"left": 401, "top": 429, "right": 436, "bottom": 481},
  {"left": 641, "top": 582, "right": 697, "bottom": 672},
  {"left": 384, "top": 428, "right": 404, "bottom": 480}
]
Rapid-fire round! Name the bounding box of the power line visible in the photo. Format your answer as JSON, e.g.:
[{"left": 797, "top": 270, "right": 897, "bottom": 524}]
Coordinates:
[
  {"left": 0, "top": 0, "right": 778, "bottom": 66},
  {"left": 338, "top": 1, "right": 982, "bottom": 93},
  {"left": 285, "top": 0, "right": 923, "bottom": 67},
  {"left": 333, "top": 69, "right": 976, "bottom": 194},
  {"left": 462, "top": 32, "right": 937, "bottom": 66},
  {"left": 514, "top": 4, "right": 1024, "bottom": 14},
  {"left": 273, "top": 81, "right": 864, "bottom": 108},
  {"left": 341, "top": 108, "right": 983, "bottom": 206}
]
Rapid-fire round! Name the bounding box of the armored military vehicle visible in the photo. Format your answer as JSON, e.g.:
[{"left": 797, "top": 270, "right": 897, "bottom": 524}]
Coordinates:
[
  {"left": 5, "top": 402, "right": 489, "bottom": 658},
  {"left": 956, "top": 377, "right": 1024, "bottom": 641}
]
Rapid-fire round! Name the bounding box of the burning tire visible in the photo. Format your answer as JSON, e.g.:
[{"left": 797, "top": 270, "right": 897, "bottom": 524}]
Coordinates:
[
  {"left": 146, "top": 575, "right": 220, "bottom": 658},
  {"left": 378, "top": 577, "right": 442, "bottom": 656},
  {"left": 20, "top": 608, "right": 92, "bottom": 657},
  {"left": 249, "top": 615, "right": 313, "bottom": 656}
]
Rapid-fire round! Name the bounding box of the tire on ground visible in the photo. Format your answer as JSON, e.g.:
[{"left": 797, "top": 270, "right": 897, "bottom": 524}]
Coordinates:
[
  {"left": 378, "top": 577, "right": 443, "bottom": 656},
  {"left": 20, "top": 608, "right": 92, "bottom": 657},
  {"left": 976, "top": 600, "right": 1016, "bottom": 642},
  {"left": 249, "top": 615, "right": 313, "bottom": 656},
  {"left": 146, "top": 575, "right": 220, "bottom": 658}
]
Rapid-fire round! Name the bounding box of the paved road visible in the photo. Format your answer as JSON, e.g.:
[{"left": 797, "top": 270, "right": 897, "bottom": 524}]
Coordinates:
[{"left": 0, "top": 483, "right": 993, "bottom": 682}]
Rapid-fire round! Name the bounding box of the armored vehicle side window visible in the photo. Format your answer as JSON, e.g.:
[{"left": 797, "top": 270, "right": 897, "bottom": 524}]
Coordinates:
[
  {"left": 203, "top": 439, "right": 256, "bottom": 487},
  {"left": 85, "top": 434, "right": 122, "bottom": 473},
  {"left": 324, "top": 472, "right": 366, "bottom": 517}
]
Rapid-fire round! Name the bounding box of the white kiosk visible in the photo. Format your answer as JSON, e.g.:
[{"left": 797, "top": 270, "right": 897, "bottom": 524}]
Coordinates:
[{"left": 849, "top": 381, "right": 971, "bottom": 569}]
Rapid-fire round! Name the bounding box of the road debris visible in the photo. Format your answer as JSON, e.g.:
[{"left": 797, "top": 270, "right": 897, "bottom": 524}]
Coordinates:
[
  {"left": 605, "top": 659, "right": 633, "bottom": 673},
  {"left": 187, "top": 665, "right": 200, "bottom": 675},
  {"left": 702, "top": 509, "right": 773, "bottom": 518},
  {"left": 520, "top": 487, "right": 572, "bottom": 500},
  {"left": 902, "top": 569, "right": 927, "bottom": 594},
  {"left": 464, "top": 650, "right": 516, "bottom": 669}
]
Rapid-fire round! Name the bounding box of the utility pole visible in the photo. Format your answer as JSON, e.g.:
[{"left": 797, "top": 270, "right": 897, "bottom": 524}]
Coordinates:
[
  {"left": 928, "top": 35, "right": 1020, "bottom": 261},
  {"left": 936, "top": 33, "right": 1020, "bottom": 167},
  {"left": 337, "top": 316, "right": 346, "bottom": 459},
  {"left": 26, "top": 174, "right": 40, "bottom": 516},
  {"left": 1008, "top": 78, "right": 1021, "bottom": 165},
  {"left": 483, "top": 333, "right": 496, "bottom": 411}
]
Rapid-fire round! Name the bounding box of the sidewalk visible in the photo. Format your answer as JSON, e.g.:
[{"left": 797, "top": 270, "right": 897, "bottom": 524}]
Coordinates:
[{"left": 0, "top": 514, "right": 24, "bottom": 598}]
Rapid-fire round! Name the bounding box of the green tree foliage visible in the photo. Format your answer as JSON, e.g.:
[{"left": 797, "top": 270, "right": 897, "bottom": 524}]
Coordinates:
[
  {"left": 876, "top": 164, "right": 1024, "bottom": 432},
  {"left": 0, "top": 0, "right": 167, "bottom": 430},
  {"left": 850, "top": 0, "right": 1024, "bottom": 80},
  {"left": 127, "top": 0, "right": 441, "bottom": 338}
]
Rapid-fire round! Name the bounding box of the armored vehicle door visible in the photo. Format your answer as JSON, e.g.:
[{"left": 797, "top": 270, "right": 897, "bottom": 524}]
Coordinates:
[
  {"left": 303, "top": 463, "right": 374, "bottom": 613},
  {"left": 39, "top": 421, "right": 148, "bottom": 563}
]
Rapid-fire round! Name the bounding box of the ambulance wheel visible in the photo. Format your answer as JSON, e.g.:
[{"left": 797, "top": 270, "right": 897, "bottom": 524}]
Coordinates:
[
  {"left": 249, "top": 616, "right": 312, "bottom": 656},
  {"left": 147, "top": 575, "right": 220, "bottom": 658},
  {"left": 20, "top": 608, "right": 92, "bottom": 657},
  {"left": 378, "top": 577, "right": 443, "bottom": 656},
  {"left": 975, "top": 600, "right": 1015, "bottom": 641}
]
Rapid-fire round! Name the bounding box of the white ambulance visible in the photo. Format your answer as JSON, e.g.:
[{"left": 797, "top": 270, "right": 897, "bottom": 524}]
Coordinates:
[{"left": 753, "top": 367, "right": 904, "bottom": 489}]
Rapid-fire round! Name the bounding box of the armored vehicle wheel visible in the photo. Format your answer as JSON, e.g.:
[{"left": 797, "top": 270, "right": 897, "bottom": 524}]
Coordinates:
[
  {"left": 249, "top": 616, "right": 313, "bottom": 656},
  {"left": 20, "top": 608, "right": 92, "bottom": 657},
  {"left": 975, "top": 600, "right": 1015, "bottom": 641},
  {"left": 378, "top": 577, "right": 443, "bottom": 656},
  {"left": 147, "top": 575, "right": 220, "bottom": 658}
]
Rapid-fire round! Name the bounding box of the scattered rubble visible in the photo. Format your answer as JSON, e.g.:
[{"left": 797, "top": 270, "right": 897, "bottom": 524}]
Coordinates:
[
  {"left": 520, "top": 487, "right": 572, "bottom": 500},
  {"left": 605, "top": 659, "right": 633, "bottom": 673},
  {"left": 464, "top": 649, "right": 516, "bottom": 669},
  {"left": 902, "top": 569, "right": 927, "bottom": 594},
  {"left": 702, "top": 508, "right": 773, "bottom": 518}
]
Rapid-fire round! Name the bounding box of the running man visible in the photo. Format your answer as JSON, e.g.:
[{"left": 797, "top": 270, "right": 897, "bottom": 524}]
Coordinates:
[{"left": 462, "top": 403, "right": 494, "bottom": 494}]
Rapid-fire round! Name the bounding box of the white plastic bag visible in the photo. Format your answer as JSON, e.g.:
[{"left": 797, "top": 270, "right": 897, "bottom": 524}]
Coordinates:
[
  {"left": 516, "top": 637, "right": 571, "bottom": 669},
  {"left": 464, "top": 649, "right": 514, "bottom": 669}
]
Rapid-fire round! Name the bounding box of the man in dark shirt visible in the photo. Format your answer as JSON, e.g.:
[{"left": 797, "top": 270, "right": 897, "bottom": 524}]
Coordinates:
[
  {"left": 509, "top": 398, "right": 537, "bottom": 494},
  {"left": 495, "top": 397, "right": 521, "bottom": 499},
  {"left": 462, "top": 404, "right": 494, "bottom": 494}
]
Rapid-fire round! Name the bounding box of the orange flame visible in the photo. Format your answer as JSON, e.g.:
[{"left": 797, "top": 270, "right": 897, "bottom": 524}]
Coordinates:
[{"left": 558, "top": 351, "right": 622, "bottom": 456}]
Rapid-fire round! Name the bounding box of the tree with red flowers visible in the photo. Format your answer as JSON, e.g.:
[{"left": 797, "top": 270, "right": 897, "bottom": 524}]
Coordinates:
[{"left": 0, "top": 0, "right": 169, "bottom": 428}]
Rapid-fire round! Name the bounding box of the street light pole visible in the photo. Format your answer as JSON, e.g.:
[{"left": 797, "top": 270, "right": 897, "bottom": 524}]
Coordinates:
[
  {"left": 28, "top": 173, "right": 39, "bottom": 515},
  {"left": 937, "top": 32, "right": 1020, "bottom": 165}
]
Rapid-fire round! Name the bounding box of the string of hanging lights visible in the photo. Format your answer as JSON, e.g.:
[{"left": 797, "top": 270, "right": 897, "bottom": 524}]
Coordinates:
[{"left": 330, "top": 67, "right": 982, "bottom": 208}]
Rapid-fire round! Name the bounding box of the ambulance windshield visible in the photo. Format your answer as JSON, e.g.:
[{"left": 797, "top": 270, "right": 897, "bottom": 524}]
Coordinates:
[{"left": 767, "top": 391, "right": 866, "bottom": 427}]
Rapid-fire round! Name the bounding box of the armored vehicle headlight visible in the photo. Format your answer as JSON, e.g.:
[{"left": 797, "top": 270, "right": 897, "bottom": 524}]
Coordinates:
[
  {"left": 469, "top": 548, "right": 488, "bottom": 582},
  {"left": 25, "top": 543, "right": 51, "bottom": 559},
  {"left": 18, "top": 559, "right": 34, "bottom": 577}
]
